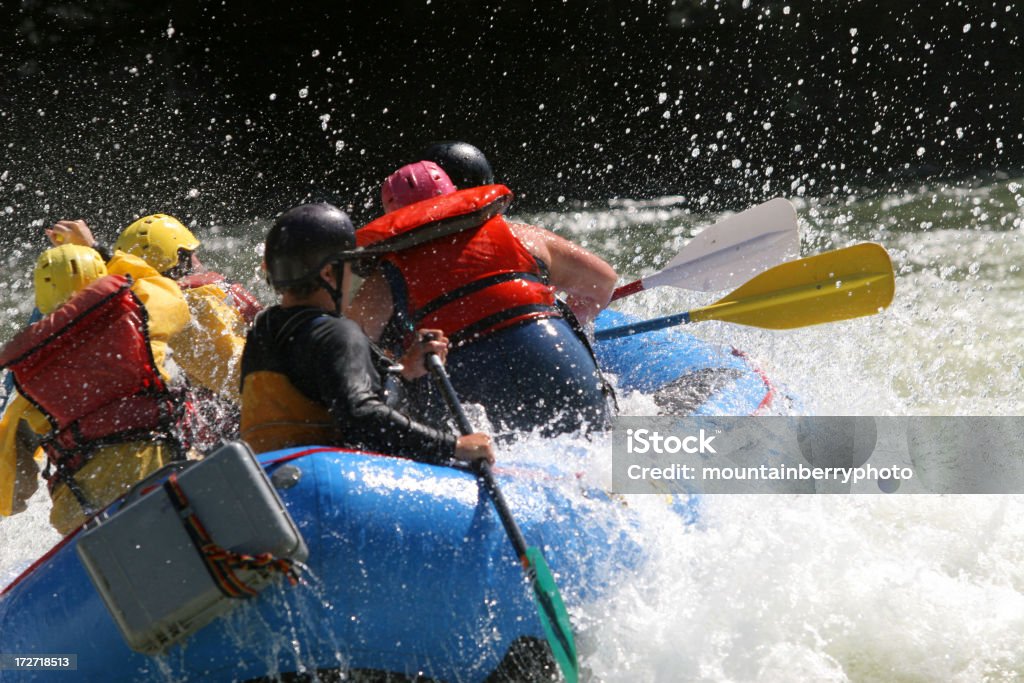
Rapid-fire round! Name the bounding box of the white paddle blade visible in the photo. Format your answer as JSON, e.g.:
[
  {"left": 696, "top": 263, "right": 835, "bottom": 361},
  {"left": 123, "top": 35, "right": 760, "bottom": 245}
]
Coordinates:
[{"left": 645, "top": 197, "right": 800, "bottom": 292}]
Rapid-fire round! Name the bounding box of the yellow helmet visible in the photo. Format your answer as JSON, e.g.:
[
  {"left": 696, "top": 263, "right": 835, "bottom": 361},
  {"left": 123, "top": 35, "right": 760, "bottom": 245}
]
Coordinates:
[
  {"left": 114, "top": 214, "right": 201, "bottom": 274},
  {"left": 34, "top": 245, "right": 109, "bottom": 314}
]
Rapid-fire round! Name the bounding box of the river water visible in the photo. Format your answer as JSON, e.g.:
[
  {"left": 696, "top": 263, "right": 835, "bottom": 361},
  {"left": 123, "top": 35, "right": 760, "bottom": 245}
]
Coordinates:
[{"left": 1, "top": 176, "right": 1022, "bottom": 681}]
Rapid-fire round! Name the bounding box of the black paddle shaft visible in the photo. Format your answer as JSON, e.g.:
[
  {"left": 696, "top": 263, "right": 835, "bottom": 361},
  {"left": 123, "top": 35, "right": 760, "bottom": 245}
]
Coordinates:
[
  {"left": 424, "top": 353, "right": 532, "bottom": 562},
  {"left": 424, "top": 351, "right": 581, "bottom": 682}
]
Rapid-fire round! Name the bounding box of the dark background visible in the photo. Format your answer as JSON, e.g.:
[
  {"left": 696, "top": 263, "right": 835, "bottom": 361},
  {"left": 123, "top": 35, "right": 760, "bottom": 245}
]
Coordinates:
[{"left": 2, "top": 0, "right": 1022, "bottom": 233}]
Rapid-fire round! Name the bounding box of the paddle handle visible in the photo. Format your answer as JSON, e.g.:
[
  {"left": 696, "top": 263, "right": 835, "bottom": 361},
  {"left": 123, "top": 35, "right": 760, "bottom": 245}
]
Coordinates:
[
  {"left": 425, "top": 354, "right": 474, "bottom": 436},
  {"left": 594, "top": 310, "right": 692, "bottom": 341},
  {"left": 424, "top": 353, "right": 532, "bottom": 561}
]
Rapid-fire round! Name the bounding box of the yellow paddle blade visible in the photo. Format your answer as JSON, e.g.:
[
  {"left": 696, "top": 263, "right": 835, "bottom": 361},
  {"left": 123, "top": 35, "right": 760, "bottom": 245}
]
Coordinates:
[{"left": 688, "top": 243, "right": 895, "bottom": 329}]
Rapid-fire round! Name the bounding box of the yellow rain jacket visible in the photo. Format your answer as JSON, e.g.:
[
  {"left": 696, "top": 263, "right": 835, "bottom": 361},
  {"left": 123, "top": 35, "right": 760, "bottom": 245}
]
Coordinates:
[{"left": 171, "top": 283, "right": 248, "bottom": 403}]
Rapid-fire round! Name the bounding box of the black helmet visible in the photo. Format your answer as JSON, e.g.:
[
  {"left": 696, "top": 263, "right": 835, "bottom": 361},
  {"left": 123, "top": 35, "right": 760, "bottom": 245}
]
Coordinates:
[
  {"left": 264, "top": 203, "right": 355, "bottom": 288},
  {"left": 420, "top": 141, "right": 494, "bottom": 188}
]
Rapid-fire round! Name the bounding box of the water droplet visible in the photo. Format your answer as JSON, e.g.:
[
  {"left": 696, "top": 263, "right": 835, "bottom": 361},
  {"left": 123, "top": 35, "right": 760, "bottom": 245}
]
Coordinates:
[{"left": 299, "top": 87, "right": 309, "bottom": 99}]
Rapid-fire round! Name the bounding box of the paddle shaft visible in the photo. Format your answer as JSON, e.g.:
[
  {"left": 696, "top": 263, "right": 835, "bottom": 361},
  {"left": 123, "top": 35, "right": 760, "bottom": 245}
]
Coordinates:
[
  {"left": 596, "top": 311, "right": 691, "bottom": 340},
  {"left": 424, "top": 352, "right": 581, "bottom": 681},
  {"left": 610, "top": 280, "right": 645, "bottom": 301},
  {"left": 424, "top": 354, "right": 532, "bottom": 558}
]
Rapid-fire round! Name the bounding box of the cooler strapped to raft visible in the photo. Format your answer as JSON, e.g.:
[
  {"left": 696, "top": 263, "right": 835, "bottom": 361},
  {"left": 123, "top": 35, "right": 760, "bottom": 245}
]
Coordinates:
[{"left": 75, "top": 441, "right": 308, "bottom": 654}]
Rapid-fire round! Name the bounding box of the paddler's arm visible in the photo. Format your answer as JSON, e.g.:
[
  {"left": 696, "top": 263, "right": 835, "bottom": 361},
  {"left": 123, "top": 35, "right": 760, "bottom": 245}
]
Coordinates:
[
  {"left": 510, "top": 222, "right": 618, "bottom": 325},
  {"left": 347, "top": 271, "right": 393, "bottom": 342},
  {"left": 311, "top": 317, "right": 491, "bottom": 464},
  {"left": 174, "top": 286, "right": 248, "bottom": 400},
  {"left": 45, "top": 219, "right": 113, "bottom": 261}
]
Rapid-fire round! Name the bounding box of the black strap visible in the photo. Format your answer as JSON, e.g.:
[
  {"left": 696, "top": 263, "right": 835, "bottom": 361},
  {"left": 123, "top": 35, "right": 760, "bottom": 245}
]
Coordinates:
[
  {"left": 273, "top": 308, "right": 327, "bottom": 348},
  {"left": 413, "top": 271, "right": 548, "bottom": 324},
  {"left": 45, "top": 456, "right": 97, "bottom": 516},
  {"left": 449, "top": 303, "right": 559, "bottom": 346},
  {"left": 93, "top": 240, "right": 113, "bottom": 263},
  {"left": 532, "top": 255, "right": 551, "bottom": 285},
  {"left": 378, "top": 261, "right": 414, "bottom": 355},
  {"left": 554, "top": 298, "right": 618, "bottom": 412}
]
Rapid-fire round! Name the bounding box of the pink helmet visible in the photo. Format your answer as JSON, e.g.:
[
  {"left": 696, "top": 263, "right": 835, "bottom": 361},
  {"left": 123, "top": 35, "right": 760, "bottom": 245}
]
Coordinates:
[{"left": 381, "top": 161, "right": 456, "bottom": 213}]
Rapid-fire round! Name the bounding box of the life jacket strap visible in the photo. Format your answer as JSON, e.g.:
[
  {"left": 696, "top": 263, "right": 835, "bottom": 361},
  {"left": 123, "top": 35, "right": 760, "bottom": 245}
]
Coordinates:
[
  {"left": 449, "top": 303, "right": 560, "bottom": 347},
  {"left": 413, "top": 271, "right": 551, "bottom": 324},
  {"left": 41, "top": 456, "right": 98, "bottom": 517}
]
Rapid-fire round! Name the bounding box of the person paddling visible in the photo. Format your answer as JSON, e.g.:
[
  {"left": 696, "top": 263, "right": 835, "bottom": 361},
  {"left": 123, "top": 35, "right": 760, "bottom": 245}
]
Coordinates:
[
  {"left": 0, "top": 245, "right": 192, "bottom": 534},
  {"left": 421, "top": 141, "right": 618, "bottom": 324},
  {"left": 350, "top": 154, "right": 616, "bottom": 438},
  {"left": 239, "top": 202, "right": 494, "bottom": 466},
  {"left": 45, "top": 214, "right": 261, "bottom": 451}
]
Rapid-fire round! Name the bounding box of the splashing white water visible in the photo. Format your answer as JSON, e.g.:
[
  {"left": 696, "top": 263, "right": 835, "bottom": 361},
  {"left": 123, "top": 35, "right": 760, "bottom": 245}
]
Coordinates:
[
  {"left": 582, "top": 494, "right": 1024, "bottom": 681},
  {"left": 2, "top": 180, "right": 1023, "bottom": 680}
]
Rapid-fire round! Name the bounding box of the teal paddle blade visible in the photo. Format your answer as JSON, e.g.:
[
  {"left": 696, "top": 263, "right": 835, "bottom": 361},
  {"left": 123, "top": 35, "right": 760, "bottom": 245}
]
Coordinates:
[{"left": 525, "top": 546, "right": 579, "bottom": 683}]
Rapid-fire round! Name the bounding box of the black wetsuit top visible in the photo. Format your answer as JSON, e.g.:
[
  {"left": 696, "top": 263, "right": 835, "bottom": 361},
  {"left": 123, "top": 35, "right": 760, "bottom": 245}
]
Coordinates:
[{"left": 241, "top": 305, "right": 457, "bottom": 463}]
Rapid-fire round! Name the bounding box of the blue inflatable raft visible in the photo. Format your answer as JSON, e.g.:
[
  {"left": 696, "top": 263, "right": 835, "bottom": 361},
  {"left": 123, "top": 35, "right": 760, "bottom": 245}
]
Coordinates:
[{"left": 0, "top": 311, "right": 776, "bottom": 682}]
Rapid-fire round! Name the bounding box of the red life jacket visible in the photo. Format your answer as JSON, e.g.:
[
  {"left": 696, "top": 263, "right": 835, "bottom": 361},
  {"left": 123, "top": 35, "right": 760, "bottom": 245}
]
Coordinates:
[
  {"left": 177, "top": 271, "right": 262, "bottom": 324},
  {"left": 0, "top": 275, "right": 182, "bottom": 485},
  {"left": 357, "top": 185, "right": 559, "bottom": 345}
]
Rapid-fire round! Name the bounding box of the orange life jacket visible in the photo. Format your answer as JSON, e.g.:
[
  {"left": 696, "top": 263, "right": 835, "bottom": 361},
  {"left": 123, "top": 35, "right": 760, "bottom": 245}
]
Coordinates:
[
  {"left": 0, "top": 275, "right": 182, "bottom": 487},
  {"left": 357, "top": 185, "right": 559, "bottom": 345}
]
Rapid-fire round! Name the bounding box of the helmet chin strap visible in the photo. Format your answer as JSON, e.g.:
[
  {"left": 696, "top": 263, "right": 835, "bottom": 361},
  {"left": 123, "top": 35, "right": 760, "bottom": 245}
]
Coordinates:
[{"left": 317, "top": 261, "right": 346, "bottom": 315}]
